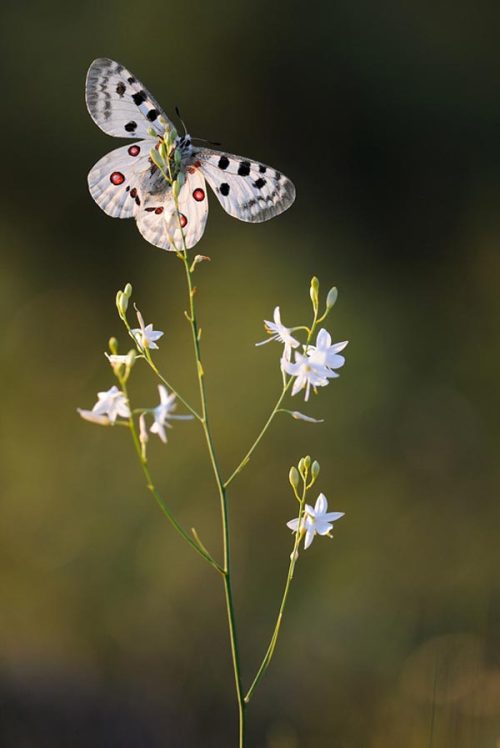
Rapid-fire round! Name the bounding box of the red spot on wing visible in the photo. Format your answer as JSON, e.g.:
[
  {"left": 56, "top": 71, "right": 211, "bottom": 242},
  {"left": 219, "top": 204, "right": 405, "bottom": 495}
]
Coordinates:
[
  {"left": 193, "top": 188, "right": 205, "bottom": 202},
  {"left": 155, "top": 207, "right": 164, "bottom": 215},
  {"left": 130, "top": 187, "right": 137, "bottom": 198},
  {"left": 179, "top": 213, "right": 188, "bottom": 228},
  {"left": 128, "top": 145, "right": 141, "bottom": 157},
  {"left": 110, "top": 171, "right": 125, "bottom": 185}
]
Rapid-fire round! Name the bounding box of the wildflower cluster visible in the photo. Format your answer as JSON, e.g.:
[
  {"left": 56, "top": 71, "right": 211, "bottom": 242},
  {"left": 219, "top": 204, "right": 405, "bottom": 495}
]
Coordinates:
[
  {"left": 256, "top": 277, "right": 348, "bottom": 404},
  {"left": 78, "top": 271, "right": 349, "bottom": 744}
]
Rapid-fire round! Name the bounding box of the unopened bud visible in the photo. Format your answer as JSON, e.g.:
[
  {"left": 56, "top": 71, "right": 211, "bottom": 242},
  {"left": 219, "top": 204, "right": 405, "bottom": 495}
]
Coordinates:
[
  {"left": 126, "top": 349, "right": 136, "bottom": 367},
  {"left": 159, "top": 142, "right": 168, "bottom": 162},
  {"left": 298, "top": 458, "right": 307, "bottom": 478},
  {"left": 124, "top": 283, "right": 133, "bottom": 298},
  {"left": 108, "top": 337, "right": 119, "bottom": 354},
  {"left": 116, "top": 290, "right": 128, "bottom": 315},
  {"left": 311, "top": 460, "right": 320, "bottom": 481},
  {"left": 289, "top": 466, "right": 300, "bottom": 490},
  {"left": 149, "top": 147, "right": 164, "bottom": 170},
  {"left": 310, "top": 276, "right": 320, "bottom": 312},
  {"left": 304, "top": 455, "right": 311, "bottom": 470},
  {"left": 326, "top": 286, "right": 338, "bottom": 310},
  {"left": 174, "top": 148, "right": 182, "bottom": 166}
]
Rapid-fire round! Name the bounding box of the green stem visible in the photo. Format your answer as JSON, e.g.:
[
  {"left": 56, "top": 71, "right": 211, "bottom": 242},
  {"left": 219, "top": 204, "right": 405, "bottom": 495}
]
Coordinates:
[
  {"left": 224, "top": 381, "right": 291, "bottom": 489},
  {"left": 179, "top": 249, "right": 246, "bottom": 745},
  {"left": 123, "top": 384, "right": 222, "bottom": 573},
  {"left": 122, "top": 318, "right": 201, "bottom": 420},
  {"left": 244, "top": 479, "right": 308, "bottom": 703}
]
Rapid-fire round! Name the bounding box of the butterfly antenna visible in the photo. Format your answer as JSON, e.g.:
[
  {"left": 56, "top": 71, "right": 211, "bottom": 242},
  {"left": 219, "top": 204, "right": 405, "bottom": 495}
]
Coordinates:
[
  {"left": 192, "top": 137, "right": 223, "bottom": 147},
  {"left": 175, "top": 105, "right": 188, "bottom": 136}
]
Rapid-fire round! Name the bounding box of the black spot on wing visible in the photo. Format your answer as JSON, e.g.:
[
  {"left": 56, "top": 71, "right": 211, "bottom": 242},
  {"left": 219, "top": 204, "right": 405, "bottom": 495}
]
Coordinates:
[
  {"left": 259, "top": 165, "right": 267, "bottom": 174},
  {"left": 125, "top": 121, "right": 138, "bottom": 132},
  {"left": 254, "top": 178, "right": 266, "bottom": 189},
  {"left": 238, "top": 161, "right": 251, "bottom": 177},
  {"left": 132, "top": 90, "right": 147, "bottom": 105},
  {"left": 218, "top": 156, "right": 230, "bottom": 170},
  {"left": 116, "top": 82, "right": 126, "bottom": 96},
  {"left": 220, "top": 183, "right": 230, "bottom": 196},
  {"left": 127, "top": 76, "right": 136, "bottom": 84},
  {"left": 146, "top": 109, "right": 159, "bottom": 121}
]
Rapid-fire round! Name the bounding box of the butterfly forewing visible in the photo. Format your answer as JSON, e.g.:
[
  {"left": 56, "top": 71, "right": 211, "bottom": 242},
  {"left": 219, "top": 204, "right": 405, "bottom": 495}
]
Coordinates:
[
  {"left": 86, "top": 58, "right": 174, "bottom": 139},
  {"left": 196, "top": 150, "right": 296, "bottom": 223}
]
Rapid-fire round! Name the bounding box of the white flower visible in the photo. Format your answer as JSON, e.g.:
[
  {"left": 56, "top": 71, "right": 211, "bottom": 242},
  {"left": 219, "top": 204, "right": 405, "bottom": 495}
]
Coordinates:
[
  {"left": 131, "top": 309, "right": 164, "bottom": 350},
  {"left": 282, "top": 328, "right": 348, "bottom": 401},
  {"left": 291, "top": 411, "right": 324, "bottom": 423},
  {"left": 287, "top": 493, "right": 344, "bottom": 550},
  {"left": 149, "top": 385, "right": 193, "bottom": 443},
  {"left": 307, "top": 328, "right": 348, "bottom": 373},
  {"left": 256, "top": 306, "right": 300, "bottom": 361},
  {"left": 77, "top": 409, "right": 111, "bottom": 426},
  {"left": 281, "top": 351, "right": 331, "bottom": 401},
  {"left": 88, "top": 385, "right": 130, "bottom": 423}
]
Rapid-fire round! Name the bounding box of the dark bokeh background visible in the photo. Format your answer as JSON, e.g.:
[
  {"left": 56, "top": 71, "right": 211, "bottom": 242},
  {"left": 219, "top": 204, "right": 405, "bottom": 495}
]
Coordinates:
[{"left": 1, "top": 1, "right": 500, "bottom": 745}]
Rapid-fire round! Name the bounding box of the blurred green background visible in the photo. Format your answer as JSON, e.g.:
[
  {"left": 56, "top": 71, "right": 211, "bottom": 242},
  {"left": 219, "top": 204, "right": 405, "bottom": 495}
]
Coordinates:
[{"left": 1, "top": 0, "right": 500, "bottom": 745}]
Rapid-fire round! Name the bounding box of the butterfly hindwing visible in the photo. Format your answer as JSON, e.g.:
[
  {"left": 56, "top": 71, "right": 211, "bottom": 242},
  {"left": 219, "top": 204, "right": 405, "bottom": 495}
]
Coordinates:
[
  {"left": 166, "top": 167, "right": 209, "bottom": 249},
  {"left": 136, "top": 188, "right": 176, "bottom": 250},
  {"left": 87, "top": 141, "right": 159, "bottom": 218},
  {"left": 86, "top": 58, "right": 174, "bottom": 139},
  {"left": 196, "top": 149, "right": 296, "bottom": 223}
]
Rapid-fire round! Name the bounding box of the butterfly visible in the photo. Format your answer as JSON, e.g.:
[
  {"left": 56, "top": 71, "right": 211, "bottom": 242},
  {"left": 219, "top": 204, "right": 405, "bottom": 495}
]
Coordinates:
[{"left": 85, "top": 58, "right": 296, "bottom": 251}]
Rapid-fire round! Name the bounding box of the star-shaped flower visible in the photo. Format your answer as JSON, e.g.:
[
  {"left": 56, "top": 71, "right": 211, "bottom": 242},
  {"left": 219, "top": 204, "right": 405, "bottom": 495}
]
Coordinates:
[
  {"left": 307, "top": 328, "right": 348, "bottom": 373},
  {"left": 131, "top": 309, "right": 164, "bottom": 350},
  {"left": 256, "top": 306, "right": 300, "bottom": 361},
  {"left": 86, "top": 385, "right": 130, "bottom": 423},
  {"left": 281, "top": 351, "right": 331, "bottom": 401},
  {"left": 287, "top": 493, "right": 344, "bottom": 550},
  {"left": 149, "top": 385, "right": 193, "bottom": 443},
  {"left": 282, "top": 328, "right": 348, "bottom": 400}
]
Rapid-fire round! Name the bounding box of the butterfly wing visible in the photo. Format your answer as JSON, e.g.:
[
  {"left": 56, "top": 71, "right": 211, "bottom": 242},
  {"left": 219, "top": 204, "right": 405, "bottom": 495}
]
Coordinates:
[
  {"left": 86, "top": 57, "right": 174, "bottom": 139},
  {"left": 88, "top": 141, "right": 159, "bottom": 218},
  {"left": 136, "top": 188, "right": 175, "bottom": 250},
  {"left": 135, "top": 168, "right": 209, "bottom": 251},
  {"left": 196, "top": 149, "right": 295, "bottom": 223},
  {"left": 166, "top": 167, "right": 209, "bottom": 249}
]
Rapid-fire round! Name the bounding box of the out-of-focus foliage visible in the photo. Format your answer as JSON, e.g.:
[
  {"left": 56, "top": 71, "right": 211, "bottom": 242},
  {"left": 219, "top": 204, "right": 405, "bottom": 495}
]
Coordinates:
[{"left": 1, "top": 0, "right": 499, "bottom": 745}]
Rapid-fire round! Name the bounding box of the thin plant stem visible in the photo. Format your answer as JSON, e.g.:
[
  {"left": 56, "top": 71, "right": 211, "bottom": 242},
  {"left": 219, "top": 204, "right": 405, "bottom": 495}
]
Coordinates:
[
  {"left": 122, "top": 381, "right": 222, "bottom": 573},
  {"left": 244, "top": 476, "right": 308, "bottom": 703},
  {"left": 224, "top": 305, "right": 320, "bottom": 490},
  {"left": 224, "top": 382, "right": 291, "bottom": 489},
  {"left": 166, "top": 164, "right": 246, "bottom": 744},
  {"left": 121, "top": 317, "right": 201, "bottom": 420}
]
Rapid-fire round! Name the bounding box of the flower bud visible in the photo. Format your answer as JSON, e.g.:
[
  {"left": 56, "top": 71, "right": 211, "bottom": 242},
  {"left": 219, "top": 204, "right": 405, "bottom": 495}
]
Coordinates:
[
  {"left": 309, "top": 276, "right": 320, "bottom": 312},
  {"left": 126, "top": 349, "right": 136, "bottom": 367},
  {"left": 173, "top": 172, "right": 185, "bottom": 199},
  {"left": 326, "top": 286, "right": 338, "bottom": 310},
  {"left": 124, "top": 283, "right": 133, "bottom": 298},
  {"left": 108, "top": 337, "right": 119, "bottom": 354},
  {"left": 149, "top": 147, "right": 164, "bottom": 171},
  {"left": 289, "top": 466, "right": 300, "bottom": 490},
  {"left": 311, "top": 460, "right": 320, "bottom": 481},
  {"left": 159, "top": 141, "right": 168, "bottom": 162},
  {"left": 304, "top": 455, "right": 311, "bottom": 470},
  {"left": 298, "top": 457, "right": 307, "bottom": 479},
  {"left": 174, "top": 148, "right": 182, "bottom": 166}
]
